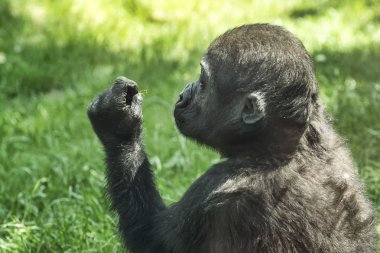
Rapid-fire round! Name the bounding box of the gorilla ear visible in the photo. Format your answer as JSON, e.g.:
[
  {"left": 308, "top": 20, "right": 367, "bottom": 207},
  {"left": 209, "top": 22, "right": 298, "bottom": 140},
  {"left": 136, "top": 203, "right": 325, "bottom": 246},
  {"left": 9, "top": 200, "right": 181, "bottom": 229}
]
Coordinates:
[{"left": 242, "top": 92, "right": 265, "bottom": 124}]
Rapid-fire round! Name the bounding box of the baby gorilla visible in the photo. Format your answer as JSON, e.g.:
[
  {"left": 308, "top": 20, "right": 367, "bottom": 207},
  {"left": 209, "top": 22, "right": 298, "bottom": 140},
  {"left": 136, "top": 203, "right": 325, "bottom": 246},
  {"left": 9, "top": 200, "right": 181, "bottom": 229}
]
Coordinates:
[{"left": 88, "top": 24, "right": 377, "bottom": 253}]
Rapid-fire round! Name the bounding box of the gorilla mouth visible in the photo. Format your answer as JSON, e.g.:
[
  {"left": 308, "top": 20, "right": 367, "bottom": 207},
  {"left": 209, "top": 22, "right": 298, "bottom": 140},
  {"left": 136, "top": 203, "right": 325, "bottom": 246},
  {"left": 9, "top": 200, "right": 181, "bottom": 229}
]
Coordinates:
[{"left": 125, "top": 85, "right": 138, "bottom": 105}]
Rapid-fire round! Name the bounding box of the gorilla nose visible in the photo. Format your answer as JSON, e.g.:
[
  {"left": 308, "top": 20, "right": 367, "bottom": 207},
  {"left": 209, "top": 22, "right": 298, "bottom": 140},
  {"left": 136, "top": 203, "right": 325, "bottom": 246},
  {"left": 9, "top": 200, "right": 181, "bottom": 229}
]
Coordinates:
[
  {"left": 176, "top": 83, "right": 193, "bottom": 108},
  {"left": 178, "top": 93, "right": 184, "bottom": 101}
]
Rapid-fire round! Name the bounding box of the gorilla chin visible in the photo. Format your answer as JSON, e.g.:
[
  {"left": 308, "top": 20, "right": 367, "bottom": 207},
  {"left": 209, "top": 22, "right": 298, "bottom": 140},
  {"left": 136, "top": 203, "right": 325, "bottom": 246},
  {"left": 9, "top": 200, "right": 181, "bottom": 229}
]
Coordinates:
[
  {"left": 173, "top": 109, "right": 187, "bottom": 135},
  {"left": 173, "top": 108, "right": 204, "bottom": 146}
]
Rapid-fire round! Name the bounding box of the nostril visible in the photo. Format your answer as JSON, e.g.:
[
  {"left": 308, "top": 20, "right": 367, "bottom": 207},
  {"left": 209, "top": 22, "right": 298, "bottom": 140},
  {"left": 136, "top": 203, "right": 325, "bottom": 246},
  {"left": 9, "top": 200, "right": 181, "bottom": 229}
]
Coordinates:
[
  {"left": 176, "top": 94, "right": 190, "bottom": 108},
  {"left": 175, "top": 83, "right": 193, "bottom": 108}
]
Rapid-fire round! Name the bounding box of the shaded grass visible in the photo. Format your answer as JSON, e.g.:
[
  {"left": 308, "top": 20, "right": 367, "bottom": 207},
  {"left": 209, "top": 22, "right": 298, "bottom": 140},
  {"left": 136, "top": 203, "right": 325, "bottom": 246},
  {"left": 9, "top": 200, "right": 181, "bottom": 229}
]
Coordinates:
[{"left": 0, "top": 0, "right": 379, "bottom": 252}]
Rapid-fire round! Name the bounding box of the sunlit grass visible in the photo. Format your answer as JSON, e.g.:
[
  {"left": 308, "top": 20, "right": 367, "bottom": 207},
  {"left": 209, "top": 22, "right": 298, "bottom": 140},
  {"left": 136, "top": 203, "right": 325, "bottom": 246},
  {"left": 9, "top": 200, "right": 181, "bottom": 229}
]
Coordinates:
[{"left": 0, "top": 0, "right": 379, "bottom": 252}]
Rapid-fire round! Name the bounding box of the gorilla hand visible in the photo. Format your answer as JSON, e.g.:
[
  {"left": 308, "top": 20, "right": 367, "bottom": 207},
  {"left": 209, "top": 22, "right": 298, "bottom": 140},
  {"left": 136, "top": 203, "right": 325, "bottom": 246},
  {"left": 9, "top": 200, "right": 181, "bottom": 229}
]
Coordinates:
[{"left": 87, "top": 76, "right": 142, "bottom": 145}]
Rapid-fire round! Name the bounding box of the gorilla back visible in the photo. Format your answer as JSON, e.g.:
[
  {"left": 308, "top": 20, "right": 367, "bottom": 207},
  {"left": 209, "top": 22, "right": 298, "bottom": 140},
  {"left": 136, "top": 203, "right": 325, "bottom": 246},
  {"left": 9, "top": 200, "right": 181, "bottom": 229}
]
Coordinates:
[{"left": 88, "top": 24, "right": 377, "bottom": 253}]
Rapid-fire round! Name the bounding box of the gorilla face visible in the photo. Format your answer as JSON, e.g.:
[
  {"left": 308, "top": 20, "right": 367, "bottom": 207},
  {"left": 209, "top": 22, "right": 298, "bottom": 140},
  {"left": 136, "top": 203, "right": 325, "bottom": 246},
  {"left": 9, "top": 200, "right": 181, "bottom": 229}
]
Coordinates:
[
  {"left": 174, "top": 56, "right": 265, "bottom": 153},
  {"left": 174, "top": 59, "right": 214, "bottom": 141},
  {"left": 174, "top": 59, "right": 226, "bottom": 144}
]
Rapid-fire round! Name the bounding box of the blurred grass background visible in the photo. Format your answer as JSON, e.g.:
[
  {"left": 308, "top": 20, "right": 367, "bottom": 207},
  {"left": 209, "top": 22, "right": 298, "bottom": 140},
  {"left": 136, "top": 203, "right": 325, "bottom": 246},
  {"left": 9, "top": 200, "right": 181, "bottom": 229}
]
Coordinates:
[{"left": 0, "top": 0, "right": 379, "bottom": 252}]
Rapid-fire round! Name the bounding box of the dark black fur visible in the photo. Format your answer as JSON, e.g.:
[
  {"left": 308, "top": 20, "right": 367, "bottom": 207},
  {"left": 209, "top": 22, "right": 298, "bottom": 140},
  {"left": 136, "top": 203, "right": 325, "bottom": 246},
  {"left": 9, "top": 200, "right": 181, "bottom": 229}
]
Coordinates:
[{"left": 88, "top": 24, "right": 377, "bottom": 253}]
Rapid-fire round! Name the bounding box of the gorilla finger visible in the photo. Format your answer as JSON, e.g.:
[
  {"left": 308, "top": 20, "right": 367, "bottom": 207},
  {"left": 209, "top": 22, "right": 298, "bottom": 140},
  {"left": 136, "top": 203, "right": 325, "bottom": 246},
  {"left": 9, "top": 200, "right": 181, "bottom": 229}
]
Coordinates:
[
  {"left": 111, "top": 76, "right": 137, "bottom": 95},
  {"left": 111, "top": 77, "right": 139, "bottom": 107}
]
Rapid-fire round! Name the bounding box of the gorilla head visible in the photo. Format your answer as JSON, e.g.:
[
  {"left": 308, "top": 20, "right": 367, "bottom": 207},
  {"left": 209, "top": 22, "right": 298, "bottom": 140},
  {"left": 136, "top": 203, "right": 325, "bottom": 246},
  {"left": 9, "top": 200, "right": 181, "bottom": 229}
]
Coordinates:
[{"left": 174, "top": 24, "right": 318, "bottom": 157}]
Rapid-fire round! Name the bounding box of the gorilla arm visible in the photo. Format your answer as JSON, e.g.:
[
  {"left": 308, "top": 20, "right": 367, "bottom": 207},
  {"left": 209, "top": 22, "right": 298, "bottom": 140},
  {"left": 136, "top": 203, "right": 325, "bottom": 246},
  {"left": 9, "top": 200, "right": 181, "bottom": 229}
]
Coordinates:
[
  {"left": 104, "top": 142, "right": 165, "bottom": 251},
  {"left": 87, "top": 77, "right": 166, "bottom": 252}
]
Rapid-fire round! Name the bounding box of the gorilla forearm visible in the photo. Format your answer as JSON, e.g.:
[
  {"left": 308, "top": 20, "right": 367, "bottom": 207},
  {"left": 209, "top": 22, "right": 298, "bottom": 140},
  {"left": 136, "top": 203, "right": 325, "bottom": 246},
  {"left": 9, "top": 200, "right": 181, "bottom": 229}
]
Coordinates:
[{"left": 104, "top": 142, "right": 165, "bottom": 250}]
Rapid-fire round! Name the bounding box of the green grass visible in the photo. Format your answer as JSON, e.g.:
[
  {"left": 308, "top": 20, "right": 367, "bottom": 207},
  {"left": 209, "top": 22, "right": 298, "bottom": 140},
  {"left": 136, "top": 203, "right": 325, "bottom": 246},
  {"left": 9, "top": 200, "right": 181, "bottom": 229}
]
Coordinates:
[{"left": 0, "top": 0, "right": 379, "bottom": 252}]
